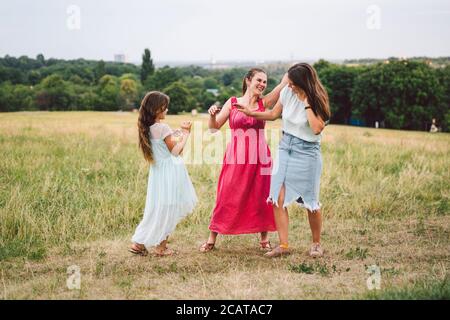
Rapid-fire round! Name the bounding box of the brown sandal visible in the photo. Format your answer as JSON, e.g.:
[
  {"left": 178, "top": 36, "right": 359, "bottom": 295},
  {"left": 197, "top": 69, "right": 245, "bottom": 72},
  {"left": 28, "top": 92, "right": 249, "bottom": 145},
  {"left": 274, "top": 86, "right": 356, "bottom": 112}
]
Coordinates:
[
  {"left": 264, "top": 245, "right": 290, "bottom": 258},
  {"left": 129, "top": 243, "right": 148, "bottom": 256},
  {"left": 154, "top": 247, "right": 177, "bottom": 257},
  {"left": 199, "top": 242, "right": 215, "bottom": 253}
]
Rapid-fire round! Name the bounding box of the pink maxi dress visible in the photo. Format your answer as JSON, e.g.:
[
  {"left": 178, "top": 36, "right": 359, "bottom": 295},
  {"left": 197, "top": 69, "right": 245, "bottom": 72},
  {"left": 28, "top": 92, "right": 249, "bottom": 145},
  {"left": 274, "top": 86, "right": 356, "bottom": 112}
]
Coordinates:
[{"left": 209, "top": 97, "right": 276, "bottom": 234}]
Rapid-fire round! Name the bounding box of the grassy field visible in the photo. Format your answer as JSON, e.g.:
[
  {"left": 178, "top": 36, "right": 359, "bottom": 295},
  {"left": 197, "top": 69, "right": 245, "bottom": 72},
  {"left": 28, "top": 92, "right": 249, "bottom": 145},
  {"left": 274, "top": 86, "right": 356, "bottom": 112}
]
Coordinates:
[{"left": 0, "top": 111, "right": 449, "bottom": 299}]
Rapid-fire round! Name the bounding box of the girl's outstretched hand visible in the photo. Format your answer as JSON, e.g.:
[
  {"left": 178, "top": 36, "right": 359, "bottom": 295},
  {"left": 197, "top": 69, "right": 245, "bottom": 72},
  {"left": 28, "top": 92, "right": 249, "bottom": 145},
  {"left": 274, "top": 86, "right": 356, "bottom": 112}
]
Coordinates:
[
  {"left": 233, "top": 102, "right": 253, "bottom": 116},
  {"left": 181, "top": 121, "right": 192, "bottom": 133}
]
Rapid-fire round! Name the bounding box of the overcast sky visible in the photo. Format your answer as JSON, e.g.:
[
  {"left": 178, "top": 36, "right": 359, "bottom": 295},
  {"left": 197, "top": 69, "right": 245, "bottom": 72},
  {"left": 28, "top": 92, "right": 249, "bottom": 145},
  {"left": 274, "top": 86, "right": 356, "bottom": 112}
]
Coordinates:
[{"left": 1, "top": 0, "right": 449, "bottom": 63}]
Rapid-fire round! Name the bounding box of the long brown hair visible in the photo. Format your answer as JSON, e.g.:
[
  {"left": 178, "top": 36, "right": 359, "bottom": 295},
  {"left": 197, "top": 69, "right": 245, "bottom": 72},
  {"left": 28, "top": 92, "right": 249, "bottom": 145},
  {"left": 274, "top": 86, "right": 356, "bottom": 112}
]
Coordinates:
[
  {"left": 288, "top": 63, "right": 331, "bottom": 122},
  {"left": 242, "top": 68, "right": 266, "bottom": 95},
  {"left": 138, "top": 91, "right": 170, "bottom": 163}
]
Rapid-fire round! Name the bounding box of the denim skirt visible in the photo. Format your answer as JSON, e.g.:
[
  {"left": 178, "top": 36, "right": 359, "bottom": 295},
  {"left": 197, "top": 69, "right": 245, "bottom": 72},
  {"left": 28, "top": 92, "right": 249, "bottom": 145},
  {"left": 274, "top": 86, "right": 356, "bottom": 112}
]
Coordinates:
[{"left": 267, "top": 131, "right": 322, "bottom": 212}]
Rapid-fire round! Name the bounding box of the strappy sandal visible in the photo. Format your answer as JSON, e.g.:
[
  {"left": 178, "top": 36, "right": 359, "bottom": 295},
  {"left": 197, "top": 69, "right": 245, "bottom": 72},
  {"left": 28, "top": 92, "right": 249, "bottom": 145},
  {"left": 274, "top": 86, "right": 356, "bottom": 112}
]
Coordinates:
[
  {"left": 128, "top": 243, "right": 148, "bottom": 256},
  {"left": 259, "top": 240, "right": 272, "bottom": 251},
  {"left": 199, "top": 242, "right": 215, "bottom": 253},
  {"left": 154, "top": 247, "right": 177, "bottom": 257},
  {"left": 264, "top": 245, "right": 290, "bottom": 258}
]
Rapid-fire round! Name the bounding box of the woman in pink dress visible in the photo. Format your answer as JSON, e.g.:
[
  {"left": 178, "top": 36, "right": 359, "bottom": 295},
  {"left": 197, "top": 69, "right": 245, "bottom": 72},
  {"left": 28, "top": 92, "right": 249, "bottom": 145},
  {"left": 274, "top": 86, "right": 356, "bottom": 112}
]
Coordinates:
[{"left": 200, "top": 68, "right": 288, "bottom": 252}]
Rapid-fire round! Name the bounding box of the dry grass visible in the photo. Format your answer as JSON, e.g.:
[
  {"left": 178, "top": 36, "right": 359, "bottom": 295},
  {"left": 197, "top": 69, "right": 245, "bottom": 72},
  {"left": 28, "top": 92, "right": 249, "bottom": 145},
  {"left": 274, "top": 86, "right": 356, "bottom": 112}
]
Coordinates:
[{"left": 0, "top": 111, "right": 449, "bottom": 299}]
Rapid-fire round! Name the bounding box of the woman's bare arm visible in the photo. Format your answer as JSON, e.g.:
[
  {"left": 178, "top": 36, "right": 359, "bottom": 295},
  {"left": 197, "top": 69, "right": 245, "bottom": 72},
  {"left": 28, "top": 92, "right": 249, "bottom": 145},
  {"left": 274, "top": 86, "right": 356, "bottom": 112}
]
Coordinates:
[
  {"left": 302, "top": 98, "right": 325, "bottom": 134},
  {"left": 234, "top": 98, "right": 283, "bottom": 121},
  {"left": 208, "top": 98, "right": 232, "bottom": 132},
  {"left": 305, "top": 107, "right": 325, "bottom": 135},
  {"left": 262, "top": 73, "right": 288, "bottom": 109}
]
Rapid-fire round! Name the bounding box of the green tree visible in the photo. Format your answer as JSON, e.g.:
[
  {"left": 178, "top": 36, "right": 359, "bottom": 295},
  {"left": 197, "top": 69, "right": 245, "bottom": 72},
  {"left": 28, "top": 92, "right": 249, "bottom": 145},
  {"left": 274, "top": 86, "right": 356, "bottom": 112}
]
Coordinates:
[
  {"left": 78, "top": 90, "right": 98, "bottom": 110},
  {"left": 12, "top": 84, "right": 35, "bottom": 111},
  {"left": 436, "top": 65, "right": 450, "bottom": 131},
  {"left": 220, "top": 68, "right": 245, "bottom": 87},
  {"left": 0, "top": 66, "right": 24, "bottom": 84},
  {"left": 314, "top": 59, "right": 332, "bottom": 73},
  {"left": 266, "top": 77, "right": 277, "bottom": 93},
  {"left": 351, "top": 61, "right": 443, "bottom": 130},
  {"left": 0, "top": 82, "right": 11, "bottom": 111},
  {"left": 217, "top": 86, "right": 239, "bottom": 105},
  {"left": 119, "top": 78, "right": 138, "bottom": 110},
  {"left": 28, "top": 70, "right": 42, "bottom": 85},
  {"left": 95, "top": 60, "right": 106, "bottom": 83},
  {"left": 96, "top": 75, "right": 120, "bottom": 110},
  {"left": 203, "top": 77, "right": 219, "bottom": 89},
  {"left": 36, "top": 54, "right": 45, "bottom": 66},
  {"left": 199, "top": 91, "right": 217, "bottom": 110},
  {"left": 35, "top": 74, "right": 73, "bottom": 110},
  {"left": 71, "top": 82, "right": 98, "bottom": 110},
  {"left": 0, "top": 82, "right": 32, "bottom": 112},
  {"left": 315, "top": 62, "right": 360, "bottom": 124},
  {"left": 222, "top": 72, "right": 234, "bottom": 86},
  {"left": 140, "top": 48, "right": 155, "bottom": 83},
  {"left": 163, "top": 81, "right": 192, "bottom": 114},
  {"left": 144, "top": 66, "right": 179, "bottom": 91},
  {"left": 120, "top": 73, "right": 139, "bottom": 82}
]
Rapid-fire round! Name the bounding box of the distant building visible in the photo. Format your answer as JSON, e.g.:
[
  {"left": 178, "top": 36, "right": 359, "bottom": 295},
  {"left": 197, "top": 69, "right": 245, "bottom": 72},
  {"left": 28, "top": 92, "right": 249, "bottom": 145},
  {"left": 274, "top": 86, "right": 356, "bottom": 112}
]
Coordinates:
[
  {"left": 114, "top": 54, "right": 126, "bottom": 63},
  {"left": 206, "top": 89, "right": 220, "bottom": 97}
]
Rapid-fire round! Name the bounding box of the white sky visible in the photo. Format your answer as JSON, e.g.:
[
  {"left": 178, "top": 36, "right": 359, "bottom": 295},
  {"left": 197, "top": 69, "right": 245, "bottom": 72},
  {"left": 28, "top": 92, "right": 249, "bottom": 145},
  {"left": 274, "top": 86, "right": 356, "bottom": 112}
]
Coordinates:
[{"left": 0, "top": 0, "right": 449, "bottom": 63}]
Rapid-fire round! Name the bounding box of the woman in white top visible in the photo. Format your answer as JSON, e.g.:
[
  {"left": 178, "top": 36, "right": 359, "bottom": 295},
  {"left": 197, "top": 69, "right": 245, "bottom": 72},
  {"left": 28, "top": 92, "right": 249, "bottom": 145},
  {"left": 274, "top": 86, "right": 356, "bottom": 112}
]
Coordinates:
[{"left": 236, "top": 63, "right": 331, "bottom": 258}]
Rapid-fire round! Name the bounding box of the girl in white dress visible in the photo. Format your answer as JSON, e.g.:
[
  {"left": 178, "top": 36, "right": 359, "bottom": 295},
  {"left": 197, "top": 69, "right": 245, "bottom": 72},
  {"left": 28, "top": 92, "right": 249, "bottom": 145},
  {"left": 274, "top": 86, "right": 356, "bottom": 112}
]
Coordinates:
[{"left": 129, "top": 91, "right": 198, "bottom": 256}]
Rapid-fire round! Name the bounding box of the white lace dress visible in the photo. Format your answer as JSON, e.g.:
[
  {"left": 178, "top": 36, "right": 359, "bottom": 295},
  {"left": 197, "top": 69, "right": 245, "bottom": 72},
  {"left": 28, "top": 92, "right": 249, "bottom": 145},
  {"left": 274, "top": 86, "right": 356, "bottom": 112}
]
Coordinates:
[{"left": 132, "top": 122, "right": 198, "bottom": 247}]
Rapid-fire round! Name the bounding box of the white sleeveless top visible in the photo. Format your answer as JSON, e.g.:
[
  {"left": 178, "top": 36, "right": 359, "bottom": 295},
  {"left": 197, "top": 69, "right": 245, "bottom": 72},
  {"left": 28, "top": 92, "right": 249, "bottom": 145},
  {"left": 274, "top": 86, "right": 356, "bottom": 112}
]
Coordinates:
[{"left": 280, "top": 87, "right": 321, "bottom": 143}]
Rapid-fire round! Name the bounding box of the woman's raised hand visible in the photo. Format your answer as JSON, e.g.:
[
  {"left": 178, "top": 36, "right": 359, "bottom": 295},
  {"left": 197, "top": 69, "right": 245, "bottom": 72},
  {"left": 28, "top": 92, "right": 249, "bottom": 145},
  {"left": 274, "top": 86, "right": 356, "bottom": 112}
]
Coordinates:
[
  {"left": 281, "top": 72, "right": 289, "bottom": 85},
  {"left": 234, "top": 102, "right": 253, "bottom": 116},
  {"left": 208, "top": 104, "right": 221, "bottom": 117}
]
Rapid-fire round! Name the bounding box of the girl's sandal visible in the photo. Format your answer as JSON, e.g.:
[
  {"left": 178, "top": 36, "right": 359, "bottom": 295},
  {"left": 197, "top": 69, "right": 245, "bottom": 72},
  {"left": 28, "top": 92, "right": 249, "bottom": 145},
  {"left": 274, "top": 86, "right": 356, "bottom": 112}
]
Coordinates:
[
  {"left": 154, "top": 247, "right": 177, "bottom": 257},
  {"left": 199, "top": 242, "right": 215, "bottom": 253},
  {"left": 259, "top": 240, "right": 272, "bottom": 251},
  {"left": 129, "top": 243, "right": 148, "bottom": 256},
  {"left": 264, "top": 246, "right": 290, "bottom": 258}
]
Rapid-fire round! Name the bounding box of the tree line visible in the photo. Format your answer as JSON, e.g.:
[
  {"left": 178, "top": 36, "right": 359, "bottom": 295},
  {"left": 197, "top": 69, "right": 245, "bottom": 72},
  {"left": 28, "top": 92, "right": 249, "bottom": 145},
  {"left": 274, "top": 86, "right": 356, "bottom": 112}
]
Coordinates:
[
  {"left": 315, "top": 59, "right": 449, "bottom": 131},
  {"left": 0, "top": 50, "right": 448, "bottom": 131}
]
